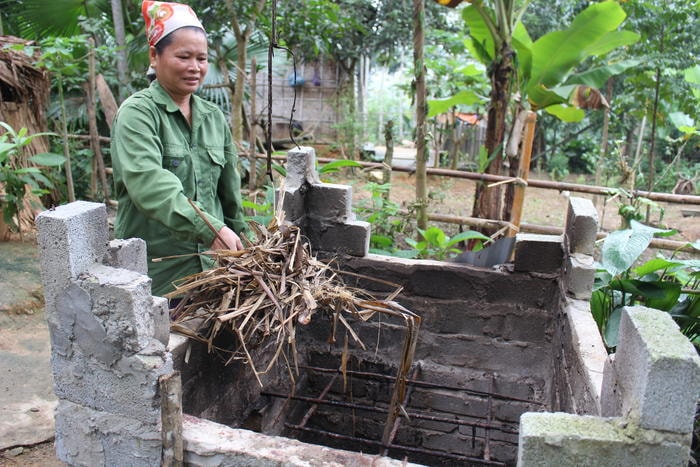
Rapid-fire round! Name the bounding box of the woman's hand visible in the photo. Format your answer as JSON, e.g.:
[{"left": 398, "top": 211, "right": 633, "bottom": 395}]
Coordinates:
[{"left": 211, "top": 226, "right": 243, "bottom": 251}]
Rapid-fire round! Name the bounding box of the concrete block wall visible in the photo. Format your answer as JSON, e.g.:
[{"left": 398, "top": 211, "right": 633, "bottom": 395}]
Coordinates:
[
  {"left": 38, "top": 201, "right": 411, "bottom": 466},
  {"left": 519, "top": 306, "right": 700, "bottom": 466},
  {"left": 282, "top": 146, "right": 370, "bottom": 256},
  {"left": 562, "top": 196, "right": 598, "bottom": 299},
  {"left": 296, "top": 253, "right": 562, "bottom": 464},
  {"left": 36, "top": 202, "right": 172, "bottom": 466}
]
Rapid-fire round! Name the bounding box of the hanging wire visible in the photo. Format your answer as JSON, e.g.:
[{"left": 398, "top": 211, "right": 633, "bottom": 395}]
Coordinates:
[{"left": 266, "top": 0, "right": 300, "bottom": 183}]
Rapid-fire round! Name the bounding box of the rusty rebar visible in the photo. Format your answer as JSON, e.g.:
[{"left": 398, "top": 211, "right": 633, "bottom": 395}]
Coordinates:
[
  {"left": 296, "top": 373, "right": 339, "bottom": 429},
  {"left": 260, "top": 390, "right": 519, "bottom": 436},
  {"left": 285, "top": 424, "right": 507, "bottom": 466},
  {"left": 299, "top": 364, "right": 544, "bottom": 406}
]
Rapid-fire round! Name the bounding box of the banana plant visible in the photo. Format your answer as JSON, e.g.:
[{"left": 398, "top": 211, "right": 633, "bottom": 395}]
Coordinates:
[{"left": 430, "top": 1, "right": 640, "bottom": 226}]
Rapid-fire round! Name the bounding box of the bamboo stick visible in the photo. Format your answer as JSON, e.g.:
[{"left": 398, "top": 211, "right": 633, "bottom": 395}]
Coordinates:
[
  {"left": 507, "top": 111, "right": 537, "bottom": 237},
  {"left": 259, "top": 155, "right": 700, "bottom": 206}
]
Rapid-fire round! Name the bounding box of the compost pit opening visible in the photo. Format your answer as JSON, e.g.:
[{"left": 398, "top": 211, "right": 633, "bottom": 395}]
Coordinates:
[{"left": 172, "top": 313, "right": 545, "bottom": 467}]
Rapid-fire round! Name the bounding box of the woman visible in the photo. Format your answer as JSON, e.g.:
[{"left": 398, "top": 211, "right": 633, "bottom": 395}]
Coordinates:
[{"left": 111, "top": 1, "right": 246, "bottom": 297}]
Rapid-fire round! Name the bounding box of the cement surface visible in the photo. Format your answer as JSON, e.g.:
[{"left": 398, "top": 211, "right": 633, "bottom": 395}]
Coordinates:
[{"left": 0, "top": 241, "right": 57, "bottom": 451}]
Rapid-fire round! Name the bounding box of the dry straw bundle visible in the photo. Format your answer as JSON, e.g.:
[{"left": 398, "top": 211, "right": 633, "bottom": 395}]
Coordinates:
[{"left": 166, "top": 209, "right": 420, "bottom": 389}]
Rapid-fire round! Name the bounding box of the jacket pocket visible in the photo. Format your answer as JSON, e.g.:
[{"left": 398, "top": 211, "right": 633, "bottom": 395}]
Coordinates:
[{"left": 162, "top": 144, "right": 188, "bottom": 174}]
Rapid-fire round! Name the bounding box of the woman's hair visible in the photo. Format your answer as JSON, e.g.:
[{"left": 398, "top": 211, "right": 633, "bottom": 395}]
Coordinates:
[{"left": 148, "top": 25, "right": 206, "bottom": 82}]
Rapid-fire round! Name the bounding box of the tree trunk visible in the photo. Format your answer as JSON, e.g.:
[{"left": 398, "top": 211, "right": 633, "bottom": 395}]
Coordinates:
[
  {"left": 383, "top": 120, "right": 394, "bottom": 196},
  {"left": 232, "top": 36, "right": 248, "bottom": 144},
  {"left": 248, "top": 57, "right": 258, "bottom": 191},
  {"left": 85, "top": 39, "right": 110, "bottom": 203},
  {"left": 472, "top": 41, "right": 514, "bottom": 230},
  {"left": 110, "top": 0, "right": 128, "bottom": 102},
  {"left": 595, "top": 78, "right": 613, "bottom": 205},
  {"left": 413, "top": 0, "right": 428, "bottom": 230},
  {"left": 646, "top": 67, "right": 661, "bottom": 191}
]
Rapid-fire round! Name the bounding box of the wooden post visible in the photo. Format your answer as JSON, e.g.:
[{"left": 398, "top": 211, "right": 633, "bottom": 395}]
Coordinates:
[
  {"left": 507, "top": 111, "right": 537, "bottom": 237},
  {"left": 160, "top": 371, "right": 183, "bottom": 467}
]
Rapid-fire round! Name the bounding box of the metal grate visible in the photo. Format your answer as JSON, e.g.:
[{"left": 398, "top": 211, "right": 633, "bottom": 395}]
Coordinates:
[{"left": 262, "top": 364, "right": 543, "bottom": 466}]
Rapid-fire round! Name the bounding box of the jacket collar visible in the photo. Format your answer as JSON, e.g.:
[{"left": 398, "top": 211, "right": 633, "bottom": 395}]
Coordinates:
[{"left": 149, "top": 80, "right": 212, "bottom": 117}]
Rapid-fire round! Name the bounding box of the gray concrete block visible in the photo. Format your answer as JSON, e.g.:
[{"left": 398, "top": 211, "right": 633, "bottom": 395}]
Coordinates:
[
  {"left": 79, "top": 263, "right": 158, "bottom": 354},
  {"left": 152, "top": 296, "right": 171, "bottom": 346},
  {"left": 564, "top": 299, "right": 608, "bottom": 416},
  {"left": 36, "top": 201, "right": 108, "bottom": 312},
  {"left": 518, "top": 412, "right": 691, "bottom": 467},
  {"left": 55, "top": 400, "right": 161, "bottom": 467},
  {"left": 565, "top": 253, "right": 596, "bottom": 299},
  {"left": 315, "top": 220, "right": 370, "bottom": 256},
  {"left": 281, "top": 187, "right": 305, "bottom": 224},
  {"left": 182, "top": 415, "right": 420, "bottom": 467},
  {"left": 307, "top": 183, "right": 353, "bottom": 222},
  {"left": 103, "top": 238, "right": 148, "bottom": 275},
  {"left": 604, "top": 306, "right": 700, "bottom": 433},
  {"left": 286, "top": 146, "right": 320, "bottom": 190},
  {"left": 513, "top": 233, "right": 564, "bottom": 273},
  {"left": 52, "top": 350, "right": 172, "bottom": 424},
  {"left": 565, "top": 197, "right": 599, "bottom": 255},
  {"left": 600, "top": 354, "right": 621, "bottom": 417}
]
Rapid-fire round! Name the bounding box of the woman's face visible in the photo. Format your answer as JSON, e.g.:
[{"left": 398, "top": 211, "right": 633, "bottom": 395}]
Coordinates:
[{"left": 150, "top": 28, "right": 208, "bottom": 101}]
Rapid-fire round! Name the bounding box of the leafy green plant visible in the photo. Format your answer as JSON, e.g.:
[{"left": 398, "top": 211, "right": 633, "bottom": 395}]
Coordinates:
[
  {"left": 405, "top": 226, "right": 491, "bottom": 261},
  {"left": 608, "top": 187, "right": 665, "bottom": 229},
  {"left": 591, "top": 220, "right": 699, "bottom": 350},
  {"left": 354, "top": 182, "right": 413, "bottom": 255},
  {"left": 242, "top": 184, "right": 276, "bottom": 226},
  {"left": 0, "top": 122, "right": 65, "bottom": 231},
  {"left": 318, "top": 159, "right": 363, "bottom": 175}
]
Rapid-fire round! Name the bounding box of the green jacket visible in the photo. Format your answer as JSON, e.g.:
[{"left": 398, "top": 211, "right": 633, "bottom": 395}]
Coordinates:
[{"left": 111, "top": 81, "right": 246, "bottom": 297}]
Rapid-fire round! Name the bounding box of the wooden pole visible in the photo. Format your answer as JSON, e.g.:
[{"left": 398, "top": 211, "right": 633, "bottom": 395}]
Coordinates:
[
  {"left": 403, "top": 210, "right": 697, "bottom": 253},
  {"left": 159, "top": 371, "right": 183, "bottom": 467},
  {"left": 259, "top": 156, "right": 700, "bottom": 205},
  {"left": 507, "top": 111, "right": 536, "bottom": 237}
]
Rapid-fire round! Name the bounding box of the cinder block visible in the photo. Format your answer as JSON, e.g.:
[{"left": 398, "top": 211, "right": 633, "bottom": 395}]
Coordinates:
[
  {"left": 564, "top": 299, "right": 608, "bottom": 415},
  {"left": 79, "top": 263, "right": 159, "bottom": 355},
  {"left": 36, "top": 201, "right": 109, "bottom": 311},
  {"left": 565, "top": 197, "right": 599, "bottom": 255},
  {"left": 514, "top": 233, "right": 564, "bottom": 273},
  {"left": 103, "top": 238, "right": 148, "bottom": 275},
  {"left": 152, "top": 296, "right": 171, "bottom": 346},
  {"left": 182, "top": 415, "right": 420, "bottom": 467},
  {"left": 600, "top": 354, "right": 621, "bottom": 417},
  {"left": 51, "top": 349, "right": 172, "bottom": 424},
  {"left": 55, "top": 400, "right": 161, "bottom": 467},
  {"left": 518, "top": 412, "right": 691, "bottom": 467},
  {"left": 280, "top": 186, "right": 305, "bottom": 224},
  {"left": 602, "top": 306, "right": 700, "bottom": 433},
  {"left": 307, "top": 183, "right": 353, "bottom": 223},
  {"left": 286, "top": 146, "right": 320, "bottom": 190},
  {"left": 565, "top": 253, "right": 596, "bottom": 299},
  {"left": 315, "top": 220, "right": 370, "bottom": 257}
]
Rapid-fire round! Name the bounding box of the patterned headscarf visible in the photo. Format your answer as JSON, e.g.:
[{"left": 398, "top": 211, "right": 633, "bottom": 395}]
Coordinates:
[{"left": 142, "top": 1, "right": 204, "bottom": 47}]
